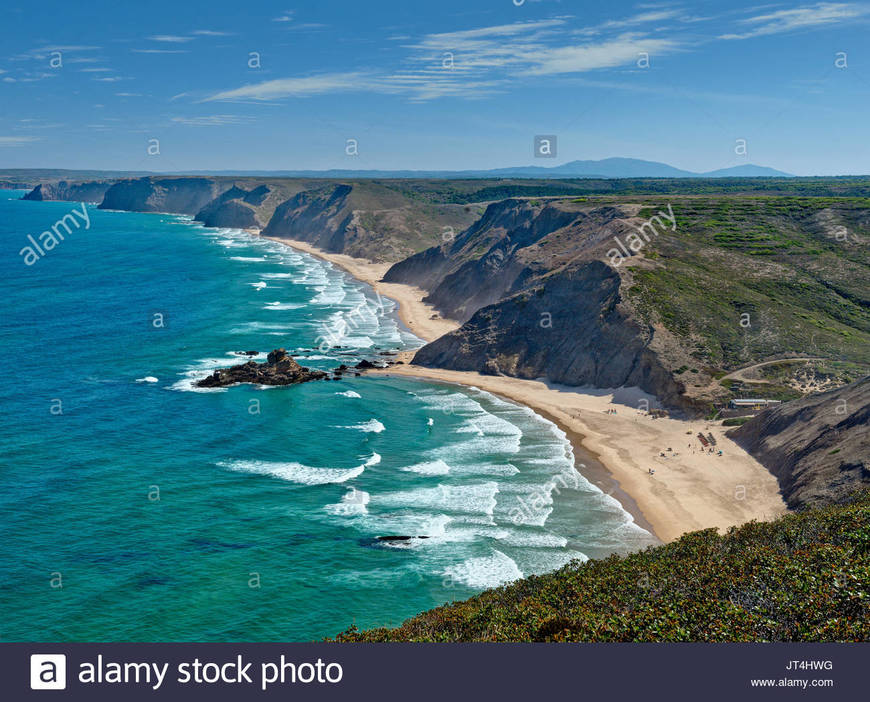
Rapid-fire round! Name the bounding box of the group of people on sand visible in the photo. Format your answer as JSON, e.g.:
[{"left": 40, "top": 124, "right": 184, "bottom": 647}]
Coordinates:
[{"left": 648, "top": 441, "right": 724, "bottom": 475}]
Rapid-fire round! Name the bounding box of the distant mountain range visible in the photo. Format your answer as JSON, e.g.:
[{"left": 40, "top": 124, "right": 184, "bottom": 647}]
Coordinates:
[
  {"left": 0, "top": 158, "right": 795, "bottom": 183},
  {"left": 176, "top": 158, "right": 793, "bottom": 179}
]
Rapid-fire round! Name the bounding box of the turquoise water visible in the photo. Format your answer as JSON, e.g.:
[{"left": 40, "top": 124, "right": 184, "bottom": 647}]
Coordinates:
[{"left": 0, "top": 191, "right": 657, "bottom": 641}]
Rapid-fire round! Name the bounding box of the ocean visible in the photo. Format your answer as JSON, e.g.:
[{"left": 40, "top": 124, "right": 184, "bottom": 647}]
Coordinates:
[{"left": 0, "top": 190, "right": 657, "bottom": 640}]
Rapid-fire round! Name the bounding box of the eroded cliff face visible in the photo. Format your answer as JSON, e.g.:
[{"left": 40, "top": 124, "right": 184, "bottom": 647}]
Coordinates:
[
  {"left": 99, "top": 177, "right": 225, "bottom": 214},
  {"left": 390, "top": 198, "right": 707, "bottom": 412},
  {"left": 384, "top": 199, "right": 639, "bottom": 321},
  {"left": 194, "top": 185, "right": 272, "bottom": 229},
  {"left": 262, "top": 183, "right": 414, "bottom": 262},
  {"left": 729, "top": 377, "right": 870, "bottom": 509},
  {"left": 22, "top": 180, "right": 114, "bottom": 203},
  {"left": 412, "top": 260, "right": 692, "bottom": 411}
]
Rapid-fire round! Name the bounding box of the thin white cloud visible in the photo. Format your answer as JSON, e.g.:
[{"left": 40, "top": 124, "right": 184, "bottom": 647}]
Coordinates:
[
  {"left": 578, "top": 9, "right": 684, "bottom": 34},
  {"left": 202, "top": 73, "right": 371, "bottom": 101},
  {"left": 192, "top": 30, "right": 233, "bottom": 36},
  {"left": 273, "top": 10, "right": 295, "bottom": 22},
  {"left": 148, "top": 35, "right": 195, "bottom": 43},
  {"left": 0, "top": 136, "right": 40, "bottom": 146},
  {"left": 171, "top": 114, "right": 254, "bottom": 126},
  {"left": 720, "top": 2, "right": 865, "bottom": 39},
  {"left": 525, "top": 34, "right": 678, "bottom": 74},
  {"left": 132, "top": 49, "right": 189, "bottom": 54},
  {"left": 80, "top": 67, "right": 112, "bottom": 72}
]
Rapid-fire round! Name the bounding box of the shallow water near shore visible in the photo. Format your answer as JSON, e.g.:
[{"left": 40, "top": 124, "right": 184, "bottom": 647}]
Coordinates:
[{"left": 0, "top": 191, "right": 657, "bottom": 640}]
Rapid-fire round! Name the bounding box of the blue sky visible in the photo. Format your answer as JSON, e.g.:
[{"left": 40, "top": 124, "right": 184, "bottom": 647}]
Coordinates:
[{"left": 1, "top": 0, "right": 868, "bottom": 174}]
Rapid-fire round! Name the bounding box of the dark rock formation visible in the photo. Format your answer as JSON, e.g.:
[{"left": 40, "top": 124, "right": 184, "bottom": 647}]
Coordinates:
[
  {"left": 99, "top": 177, "right": 225, "bottom": 214},
  {"left": 412, "top": 260, "right": 690, "bottom": 411},
  {"left": 22, "top": 180, "right": 114, "bottom": 203},
  {"left": 729, "top": 376, "right": 870, "bottom": 509},
  {"left": 196, "top": 348, "right": 328, "bottom": 388},
  {"left": 194, "top": 184, "right": 272, "bottom": 228}
]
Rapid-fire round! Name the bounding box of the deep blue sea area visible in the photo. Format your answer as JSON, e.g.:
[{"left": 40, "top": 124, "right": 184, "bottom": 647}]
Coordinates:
[{"left": 0, "top": 191, "right": 656, "bottom": 640}]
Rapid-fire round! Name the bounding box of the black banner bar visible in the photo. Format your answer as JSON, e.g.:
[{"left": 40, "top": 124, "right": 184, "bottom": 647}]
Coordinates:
[{"left": 4, "top": 642, "right": 863, "bottom": 700}]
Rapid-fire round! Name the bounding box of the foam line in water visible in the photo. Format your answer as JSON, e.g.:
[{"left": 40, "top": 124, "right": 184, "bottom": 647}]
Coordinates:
[
  {"left": 218, "top": 460, "right": 366, "bottom": 485},
  {"left": 336, "top": 419, "right": 385, "bottom": 433},
  {"left": 399, "top": 460, "right": 451, "bottom": 476},
  {"left": 442, "top": 549, "right": 523, "bottom": 589}
]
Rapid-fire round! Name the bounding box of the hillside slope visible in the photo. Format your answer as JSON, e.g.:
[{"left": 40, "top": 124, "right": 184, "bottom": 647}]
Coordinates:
[
  {"left": 729, "top": 376, "right": 870, "bottom": 509},
  {"left": 337, "top": 491, "right": 870, "bottom": 642},
  {"left": 394, "top": 196, "right": 869, "bottom": 414},
  {"left": 261, "top": 181, "right": 477, "bottom": 261}
]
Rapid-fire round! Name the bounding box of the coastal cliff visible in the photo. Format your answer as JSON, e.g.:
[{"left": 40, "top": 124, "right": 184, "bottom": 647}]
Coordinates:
[
  {"left": 262, "top": 181, "right": 475, "bottom": 262},
  {"left": 22, "top": 180, "right": 114, "bottom": 203},
  {"left": 729, "top": 376, "right": 870, "bottom": 509},
  {"left": 412, "top": 260, "right": 691, "bottom": 411},
  {"left": 194, "top": 184, "right": 274, "bottom": 229},
  {"left": 390, "top": 195, "right": 869, "bottom": 415},
  {"left": 386, "top": 199, "right": 698, "bottom": 411},
  {"left": 99, "top": 177, "right": 226, "bottom": 214}
]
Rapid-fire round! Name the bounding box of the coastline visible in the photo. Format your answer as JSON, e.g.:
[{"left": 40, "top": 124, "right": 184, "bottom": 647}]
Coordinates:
[{"left": 259, "top": 232, "right": 788, "bottom": 543}]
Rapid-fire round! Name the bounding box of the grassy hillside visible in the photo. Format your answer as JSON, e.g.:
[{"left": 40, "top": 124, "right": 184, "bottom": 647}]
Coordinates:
[
  {"left": 336, "top": 491, "right": 870, "bottom": 642},
  {"left": 617, "top": 196, "right": 869, "bottom": 400}
]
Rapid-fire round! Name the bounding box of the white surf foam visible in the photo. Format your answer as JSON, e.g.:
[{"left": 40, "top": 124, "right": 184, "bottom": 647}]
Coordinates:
[
  {"left": 264, "top": 302, "right": 304, "bottom": 310},
  {"left": 325, "top": 487, "right": 371, "bottom": 516},
  {"left": 399, "top": 460, "right": 451, "bottom": 476},
  {"left": 442, "top": 549, "right": 523, "bottom": 589},
  {"left": 136, "top": 376, "right": 159, "bottom": 383},
  {"left": 336, "top": 390, "right": 362, "bottom": 398},
  {"left": 336, "top": 419, "right": 385, "bottom": 433},
  {"left": 219, "top": 460, "right": 365, "bottom": 485},
  {"left": 375, "top": 482, "right": 499, "bottom": 516}
]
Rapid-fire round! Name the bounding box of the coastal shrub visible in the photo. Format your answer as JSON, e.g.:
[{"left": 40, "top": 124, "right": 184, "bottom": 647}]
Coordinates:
[{"left": 335, "top": 491, "right": 870, "bottom": 642}]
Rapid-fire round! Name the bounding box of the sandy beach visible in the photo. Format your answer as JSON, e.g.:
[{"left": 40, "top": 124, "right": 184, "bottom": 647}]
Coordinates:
[{"left": 260, "top": 233, "right": 788, "bottom": 543}]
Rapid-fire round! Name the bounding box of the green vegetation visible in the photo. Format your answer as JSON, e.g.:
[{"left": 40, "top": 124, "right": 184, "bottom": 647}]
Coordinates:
[
  {"left": 622, "top": 196, "right": 870, "bottom": 372},
  {"left": 336, "top": 491, "right": 870, "bottom": 642}
]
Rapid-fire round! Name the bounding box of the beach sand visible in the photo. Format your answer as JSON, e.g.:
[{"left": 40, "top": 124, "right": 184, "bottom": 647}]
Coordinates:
[{"left": 260, "top": 233, "right": 788, "bottom": 543}]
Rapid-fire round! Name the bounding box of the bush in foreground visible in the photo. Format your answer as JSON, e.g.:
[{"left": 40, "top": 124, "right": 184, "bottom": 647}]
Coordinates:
[{"left": 336, "top": 491, "right": 870, "bottom": 642}]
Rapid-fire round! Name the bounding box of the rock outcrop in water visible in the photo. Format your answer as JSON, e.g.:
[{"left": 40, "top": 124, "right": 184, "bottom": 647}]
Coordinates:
[
  {"left": 728, "top": 376, "right": 870, "bottom": 509},
  {"left": 196, "top": 349, "right": 328, "bottom": 388}
]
